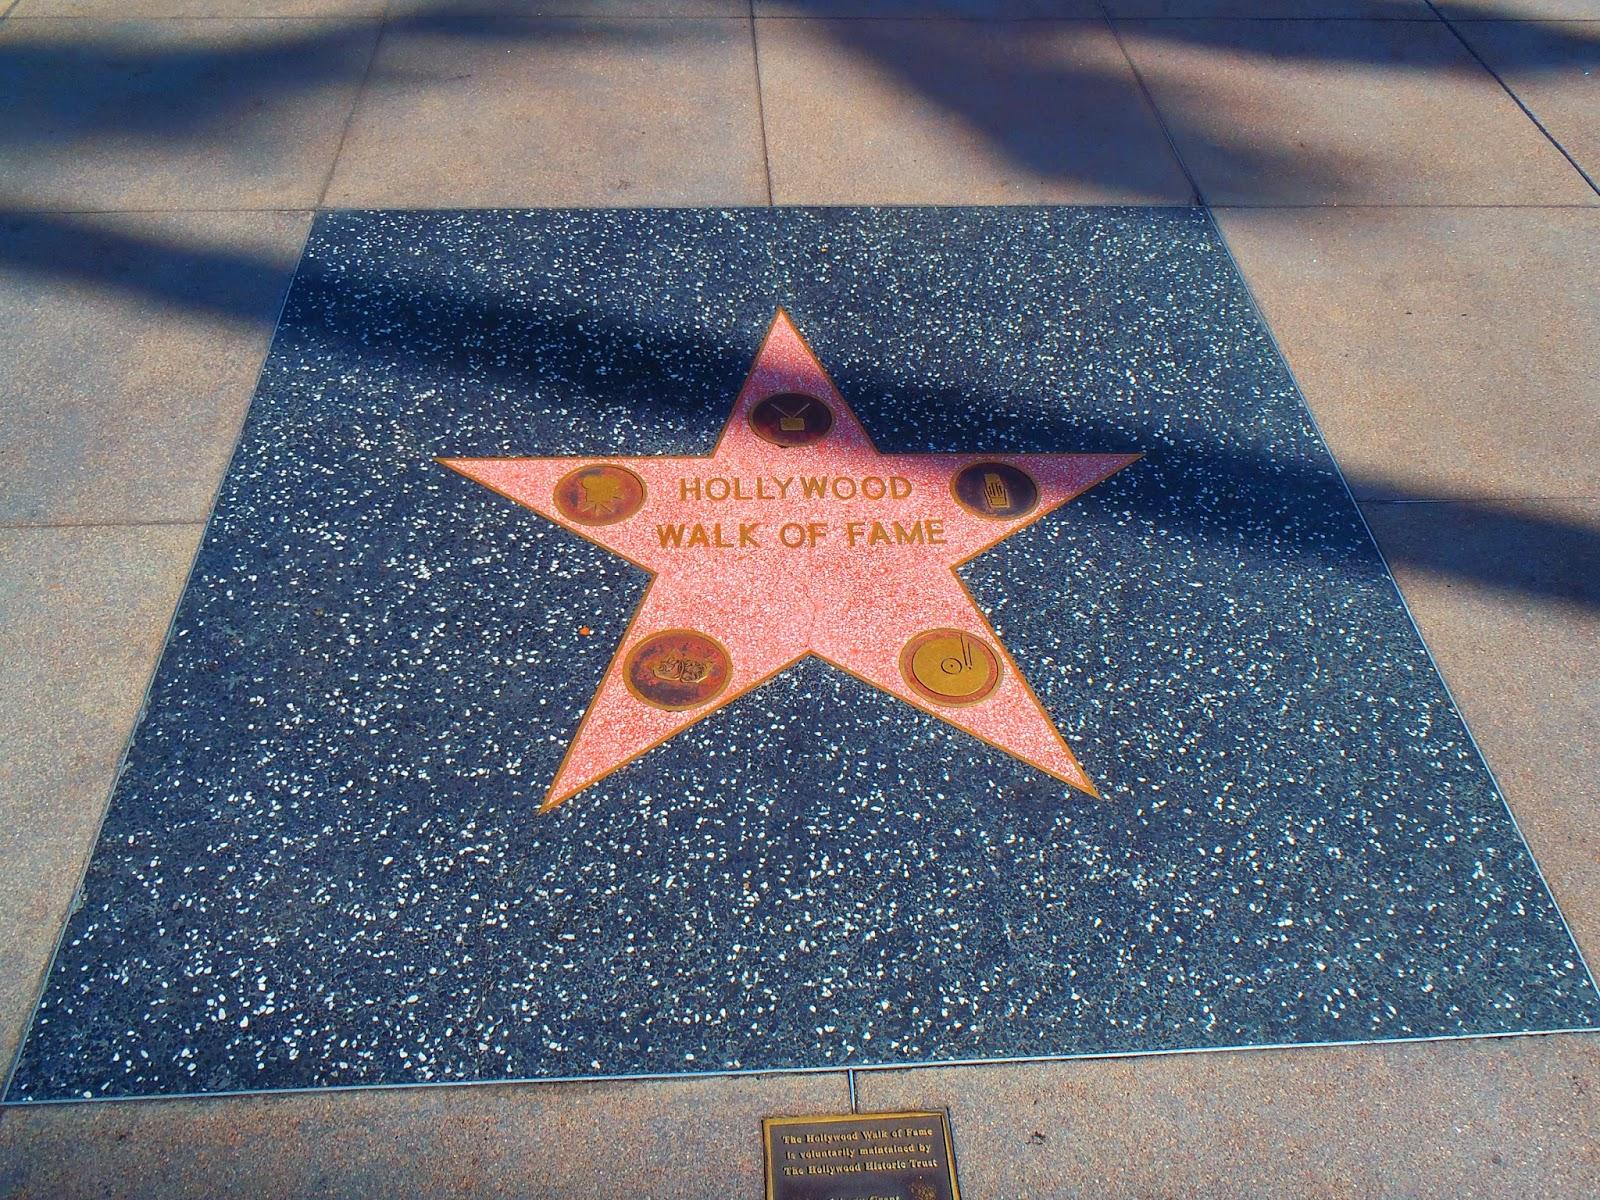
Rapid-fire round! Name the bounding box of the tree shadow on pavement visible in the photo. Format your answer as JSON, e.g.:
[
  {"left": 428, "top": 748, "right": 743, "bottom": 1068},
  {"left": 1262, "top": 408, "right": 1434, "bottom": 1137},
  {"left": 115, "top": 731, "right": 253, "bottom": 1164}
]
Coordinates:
[
  {"left": 3, "top": 205, "right": 1594, "bottom": 610},
  {"left": 0, "top": 2, "right": 1595, "bottom": 605}
]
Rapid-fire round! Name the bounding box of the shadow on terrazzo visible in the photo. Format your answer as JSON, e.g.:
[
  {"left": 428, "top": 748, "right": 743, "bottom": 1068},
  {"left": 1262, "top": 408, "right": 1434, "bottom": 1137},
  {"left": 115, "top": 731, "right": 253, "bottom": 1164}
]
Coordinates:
[{"left": 1, "top": 204, "right": 1595, "bottom": 613}]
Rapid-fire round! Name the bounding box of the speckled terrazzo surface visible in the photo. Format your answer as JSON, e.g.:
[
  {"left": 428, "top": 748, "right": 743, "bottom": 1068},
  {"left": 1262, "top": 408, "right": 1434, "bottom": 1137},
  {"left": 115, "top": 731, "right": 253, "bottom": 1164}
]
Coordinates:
[{"left": 8, "top": 207, "right": 1597, "bottom": 1102}]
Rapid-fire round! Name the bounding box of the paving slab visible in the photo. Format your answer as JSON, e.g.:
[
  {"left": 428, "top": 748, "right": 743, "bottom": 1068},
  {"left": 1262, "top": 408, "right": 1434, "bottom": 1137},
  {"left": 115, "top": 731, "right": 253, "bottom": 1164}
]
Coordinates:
[
  {"left": 0, "top": 1071, "right": 849, "bottom": 1199},
  {"left": 1213, "top": 205, "right": 1600, "bottom": 503},
  {"left": 0, "top": 19, "right": 380, "bottom": 212},
  {"left": 1362, "top": 498, "right": 1600, "bottom": 961},
  {"left": 9, "top": 0, "right": 747, "bottom": 13},
  {"left": 755, "top": 19, "right": 1194, "bottom": 204},
  {"left": 853, "top": 1034, "right": 1600, "bottom": 1198},
  {"left": 0, "top": 524, "right": 202, "bottom": 1082},
  {"left": 383, "top": 0, "right": 748, "bottom": 14},
  {"left": 0, "top": 210, "right": 310, "bottom": 526},
  {"left": 4, "top": 206, "right": 1594, "bottom": 1106},
  {"left": 754, "top": 1, "right": 1101, "bottom": 16},
  {"left": 1105, "top": 0, "right": 1434, "bottom": 14},
  {"left": 324, "top": 17, "right": 767, "bottom": 208},
  {"left": 1440, "top": 0, "right": 1600, "bottom": 18},
  {"left": 1116, "top": 17, "right": 1598, "bottom": 205},
  {"left": 1457, "top": 18, "right": 1600, "bottom": 187},
  {"left": 11, "top": 0, "right": 387, "bottom": 17}
]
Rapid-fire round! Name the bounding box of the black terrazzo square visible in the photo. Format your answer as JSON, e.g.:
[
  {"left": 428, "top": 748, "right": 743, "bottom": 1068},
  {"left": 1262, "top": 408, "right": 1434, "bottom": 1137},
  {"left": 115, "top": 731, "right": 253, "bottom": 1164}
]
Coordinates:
[{"left": 8, "top": 207, "right": 1597, "bottom": 1102}]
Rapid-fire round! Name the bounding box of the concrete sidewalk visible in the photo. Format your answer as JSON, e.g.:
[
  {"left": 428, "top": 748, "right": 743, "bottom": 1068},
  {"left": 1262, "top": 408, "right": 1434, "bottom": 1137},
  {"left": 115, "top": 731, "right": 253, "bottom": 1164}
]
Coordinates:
[{"left": 1, "top": 2, "right": 1597, "bottom": 1196}]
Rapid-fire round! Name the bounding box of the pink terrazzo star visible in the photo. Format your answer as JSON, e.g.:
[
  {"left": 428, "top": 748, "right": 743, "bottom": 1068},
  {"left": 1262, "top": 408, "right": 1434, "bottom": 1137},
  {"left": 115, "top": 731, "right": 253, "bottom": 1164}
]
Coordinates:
[{"left": 441, "top": 311, "right": 1140, "bottom": 810}]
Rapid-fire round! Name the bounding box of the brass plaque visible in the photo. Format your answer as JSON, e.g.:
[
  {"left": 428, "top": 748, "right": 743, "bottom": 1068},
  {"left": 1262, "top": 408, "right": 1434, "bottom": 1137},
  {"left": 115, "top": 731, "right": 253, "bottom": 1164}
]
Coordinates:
[
  {"left": 762, "top": 1111, "right": 961, "bottom": 1200},
  {"left": 899, "top": 629, "right": 1002, "bottom": 707},
  {"left": 553, "top": 462, "right": 647, "bottom": 526},
  {"left": 750, "top": 392, "right": 835, "bottom": 447},
  {"left": 951, "top": 460, "right": 1039, "bottom": 520},
  {"left": 624, "top": 628, "right": 733, "bottom": 711}
]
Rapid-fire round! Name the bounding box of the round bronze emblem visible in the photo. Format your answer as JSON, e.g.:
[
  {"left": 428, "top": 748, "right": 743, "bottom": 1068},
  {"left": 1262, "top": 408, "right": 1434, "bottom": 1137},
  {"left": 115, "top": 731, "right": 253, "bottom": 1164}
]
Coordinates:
[
  {"left": 899, "top": 628, "right": 1002, "bottom": 707},
  {"left": 553, "top": 463, "right": 647, "bottom": 527},
  {"left": 750, "top": 392, "right": 834, "bottom": 448},
  {"left": 951, "top": 461, "right": 1039, "bottom": 520},
  {"left": 624, "top": 629, "right": 733, "bottom": 711}
]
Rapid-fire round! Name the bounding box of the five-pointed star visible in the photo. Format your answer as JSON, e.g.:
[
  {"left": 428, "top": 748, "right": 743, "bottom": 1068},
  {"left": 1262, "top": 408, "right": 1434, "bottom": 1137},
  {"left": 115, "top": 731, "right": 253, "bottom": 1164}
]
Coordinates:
[{"left": 441, "top": 311, "right": 1139, "bottom": 810}]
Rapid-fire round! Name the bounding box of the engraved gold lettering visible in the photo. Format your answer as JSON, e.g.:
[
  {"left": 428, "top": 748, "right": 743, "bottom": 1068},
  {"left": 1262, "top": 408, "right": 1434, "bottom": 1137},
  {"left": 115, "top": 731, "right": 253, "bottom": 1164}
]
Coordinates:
[
  {"left": 678, "top": 474, "right": 911, "bottom": 504},
  {"left": 657, "top": 522, "right": 759, "bottom": 549}
]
